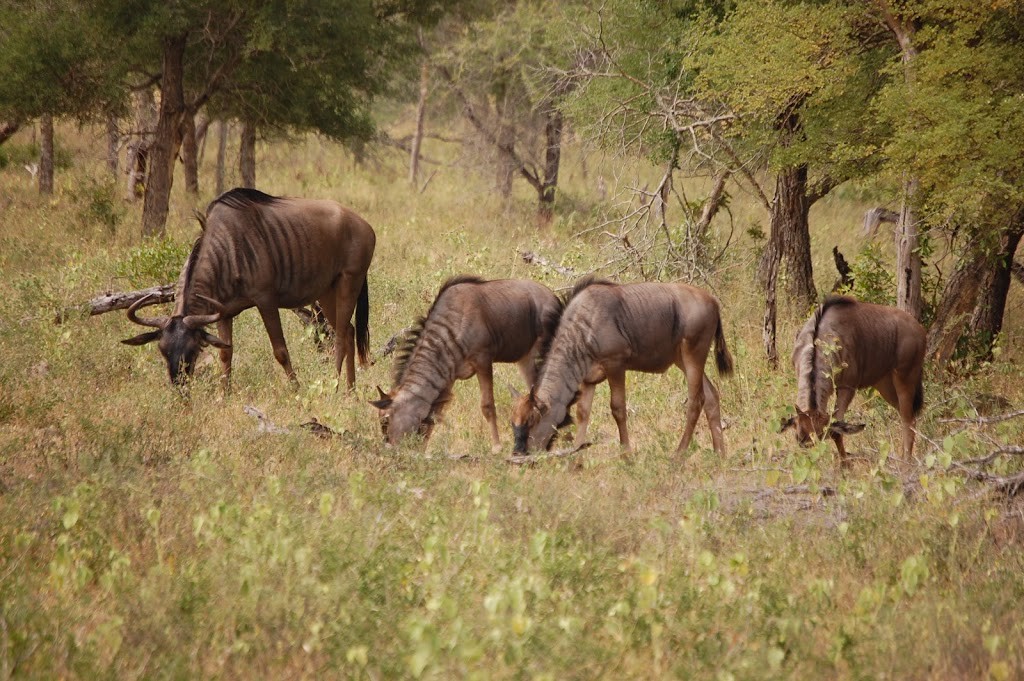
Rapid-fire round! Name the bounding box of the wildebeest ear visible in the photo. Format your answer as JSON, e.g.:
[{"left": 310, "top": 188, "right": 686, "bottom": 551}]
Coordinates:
[
  {"left": 199, "top": 331, "right": 231, "bottom": 349},
  {"left": 779, "top": 416, "right": 796, "bottom": 433},
  {"left": 830, "top": 421, "right": 866, "bottom": 435},
  {"left": 121, "top": 330, "right": 162, "bottom": 346},
  {"left": 508, "top": 384, "right": 522, "bottom": 401}
]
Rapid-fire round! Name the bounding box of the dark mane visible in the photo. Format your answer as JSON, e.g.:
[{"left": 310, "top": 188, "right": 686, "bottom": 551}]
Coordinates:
[
  {"left": 391, "top": 316, "right": 427, "bottom": 386},
  {"left": 179, "top": 234, "right": 205, "bottom": 310},
  {"left": 208, "top": 187, "right": 280, "bottom": 212},
  {"left": 391, "top": 276, "right": 488, "bottom": 386},
  {"left": 807, "top": 295, "right": 857, "bottom": 409},
  {"left": 566, "top": 275, "right": 614, "bottom": 305},
  {"left": 532, "top": 276, "right": 612, "bottom": 377}
]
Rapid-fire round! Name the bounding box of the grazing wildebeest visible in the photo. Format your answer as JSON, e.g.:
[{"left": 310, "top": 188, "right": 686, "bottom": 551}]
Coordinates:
[
  {"left": 122, "top": 188, "right": 375, "bottom": 389},
  {"left": 511, "top": 277, "right": 734, "bottom": 455},
  {"left": 370, "top": 276, "right": 561, "bottom": 450},
  {"left": 780, "top": 295, "right": 926, "bottom": 464}
]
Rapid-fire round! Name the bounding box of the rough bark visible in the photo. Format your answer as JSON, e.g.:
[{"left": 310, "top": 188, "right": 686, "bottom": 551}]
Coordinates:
[
  {"left": 762, "top": 246, "right": 780, "bottom": 370},
  {"left": 194, "top": 113, "right": 211, "bottom": 167},
  {"left": 494, "top": 85, "right": 515, "bottom": 199},
  {"left": 967, "top": 213, "right": 1024, "bottom": 361},
  {"left": 0, "top": 120, "right": 19, "bottom": 145},
  {"left": 215, "top": 120, "right": 228, "bottom": 196},
  {"left": 239, "top": 119, "right": 256, "bottom": 189},
  {"left": 181, "top": 112, "right": 199, "bottom": 194},
  {"left": 142, "top": 34, "right": 188, "bottom": 237},
  {"left": 878, "top": 1, "right": 924, "bottom": 320},
  {"left": 539, "top": 109, "right": 563, "bottom": 221},
  {"left": 125, "top": 88, "right": 157, "bottom": 202},
  {"left": 38, "top": 114, "right": 54, "bottom": 195},
  {"left": 927, "top": 250, "right": 988, "bottom": 367},
  {"left": 106, "top": 115, "right": 119, "bottom": 176},
  {"left": 694, "top": 171, "right": 730, "bottom": 239},
  {"left": 409, "top": 60, "right": 428, "bottom": 186},
  {"left": 55, "top": 284, "right": 176, "bottom": 323}
]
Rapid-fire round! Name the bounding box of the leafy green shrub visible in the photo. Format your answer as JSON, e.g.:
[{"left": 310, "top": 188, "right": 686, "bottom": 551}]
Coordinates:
[
  {"left": 70, "top": 177, "right": 124, "bottom": 233},
  {"left": 842, "top": 242, "right": 895, "bottom": 306},
  {"left": 115, "top": 239, "right": 191, "bottom": 286}
]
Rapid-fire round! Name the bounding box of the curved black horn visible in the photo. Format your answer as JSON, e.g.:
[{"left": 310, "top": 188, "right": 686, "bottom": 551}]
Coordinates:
[
  {"left": 126, "top": 293, "right": 168, "bottom": 329},
  {"left": 183, "top": 294, "right": 226, "bottom": 329}
]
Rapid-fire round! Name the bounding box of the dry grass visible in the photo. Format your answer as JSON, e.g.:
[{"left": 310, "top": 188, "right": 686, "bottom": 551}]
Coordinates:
[{"left": 0, "top": 124, "right": 1022, "bottom": 679}]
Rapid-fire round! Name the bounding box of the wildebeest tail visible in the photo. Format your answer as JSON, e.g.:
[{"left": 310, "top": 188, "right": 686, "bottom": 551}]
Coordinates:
[
  {"left": 715, "top": 317, "right": 734, "bottom": 376},
  {"left": 912, "top": 377, "right": 924, "bottom": 416},
  {"left": 356, "top": 278, "right": 370, "bottom": 365}
]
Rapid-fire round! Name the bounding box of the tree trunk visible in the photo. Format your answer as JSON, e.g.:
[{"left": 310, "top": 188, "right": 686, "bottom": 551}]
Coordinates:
[
  {"left": 927, "top": 248, "right": 988, "bottom": 367},
  {"left": 239, "top": 119, "right": 256, "bottom": 189},
  {"left": 181, "top": 112, "right": 199, "bottom": 194},
  {"left": 142, "top": 34, "right": 188, "bottom": 237},
  {"left": 215, "top": 120, "right": 228, "bottom": 196},
  {"left": 895, "top": 179, "right": 923, "bottom": 319},
  {"left": 194, "top": 114, "right": 211, "bottom": 169},
  {"left": 494, "top": 84, "right": 515, "bottom": 199},
  {"left": 106, "top": 114, "right": 119, "bottom": 176},
  {"left": 0, "top": 120, "right": 19, "bottom": 145},
  {"left": 538, "top": 109, "right": 563, "bottom": 220},
  {"left": 38, "top": 114, "right": 54, "bottom": 195},
  {"left": 125, "top": 87, "right": 157, "bottom": 202},
  {"left": 762, "top": 245, "right": 781, "bottom": 370},
  {"left": 967, "top": 211, "right": 1024, "bottom": 361},
  {"left": 879, "top": 1, "right": 924, "bottom": 320},
  {"left": 409, "top": 60, "right": 428, "bottom": 186},
  {"left": 694, "top": 171, "right": 730, "bottom": 239}
]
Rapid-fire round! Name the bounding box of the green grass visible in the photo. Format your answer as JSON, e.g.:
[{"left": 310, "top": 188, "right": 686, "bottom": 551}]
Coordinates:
[{"left": 0, "top": 125, "right": 1022, "bottom": 679}]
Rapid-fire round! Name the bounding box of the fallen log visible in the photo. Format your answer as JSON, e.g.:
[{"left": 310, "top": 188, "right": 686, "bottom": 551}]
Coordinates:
[
  {"left": 55, "top": 284, "right": 175, "bottom": 323},
  {"left": 518, "top": 249, "right": 577, "bottom": 277}
]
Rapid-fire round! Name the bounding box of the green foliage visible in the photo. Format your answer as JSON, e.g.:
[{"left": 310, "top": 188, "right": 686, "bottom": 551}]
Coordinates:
[
  {"left": 841, "top": 243, "right": 895, "bottom": 306},
  {"left": 69, "top": 176, "right": 124, "bottom": 233},
  {"left": 114, "top": 239, "right": 190, "bottom": 287}
]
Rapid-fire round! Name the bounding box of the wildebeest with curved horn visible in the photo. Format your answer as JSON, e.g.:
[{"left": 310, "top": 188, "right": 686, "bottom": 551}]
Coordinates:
[
  {"left": 511, "top": 277, "right": 734, "bottom": 455},
  {"left": 781, "top": 295, "right": 926, "bottom": 464},
  {"left": 370, "top": 276, "right": 561, "bottom": 450},
  {"left": 122, "top": 188, "right": 375, "bottom": 389}
]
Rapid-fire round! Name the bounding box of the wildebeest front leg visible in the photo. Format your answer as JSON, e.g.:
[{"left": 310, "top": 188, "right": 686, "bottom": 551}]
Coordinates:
[
  {"left": 607, "top": 370, "right": 630, "bottom": 452},
  {"left": 574, "top": 382, "right": 597, "bottom": 447},
  {"left": 216, "top": 318, "right": 234, "bottom": 393},
  {"left": 701, "top": 376, "right": 726, "bottom": 455},
  {"left": 830, "top": 387, "right": 857, "bottom": 466},
  {"left": 475, "top": 362, "right": 502, "bottom": 452},
  {"left": 257, "top": 304, "right": 298, "bottom": 385}
]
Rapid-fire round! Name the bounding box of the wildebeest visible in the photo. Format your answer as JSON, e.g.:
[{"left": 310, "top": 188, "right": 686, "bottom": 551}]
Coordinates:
[
  {"left": 511, "top": 277, "right": 734, "bottom": 455},
  {"left": 370, "top": 276, "right": 561, "bottom": 450},
  {"left": 781, "top": 295, "right": 926, "bottom": 463},
  {"left": 122, "top": 188, "right": 375, "bottom": 389}
]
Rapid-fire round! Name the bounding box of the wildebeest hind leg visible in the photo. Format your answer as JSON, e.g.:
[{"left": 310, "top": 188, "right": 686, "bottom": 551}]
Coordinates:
[
  {"left": 332, "top": 273, "right": 365, "bottom": 389},
  {"left": 257, "top": 303, "right": 297, "bottom": 385},
  {"left": 475, "top": 363, "right": 501, "bottom": 452},
  {"left": 607, "top": 370, "right": 630, "bottom": 452},
  {"left": 891, "top": 372, "right": 920, "bottom": 459},
  {"left": 674, "top": 350, "right": 707, "bottom": 456},
  {"left": 701, "top": 376, "right": 726, "bottom": 455}
]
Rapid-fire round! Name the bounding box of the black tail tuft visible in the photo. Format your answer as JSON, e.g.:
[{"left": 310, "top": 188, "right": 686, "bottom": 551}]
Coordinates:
[
  {"left": 356, "top": 278, "right": 370, "bottom": 366},
  {"left": 912, "top": 378, "right": 924, "bottom": 416},
  {"left": 715, "top": 318, "right": 734, "bottom": 377}
]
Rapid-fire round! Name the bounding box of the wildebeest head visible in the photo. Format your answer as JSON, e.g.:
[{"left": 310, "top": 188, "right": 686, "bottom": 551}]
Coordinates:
[
  {"left": 780, "top": 407, "right": 864, "bottom": 447},
  {"left": 510, "top": 388, "right": 571, "bottom": 454},
  {"left": 370, "top": 386, "right": 435, "bottom": 445},
  {"left": 121, "top": 294, "right": 230, "bottom": 385}
]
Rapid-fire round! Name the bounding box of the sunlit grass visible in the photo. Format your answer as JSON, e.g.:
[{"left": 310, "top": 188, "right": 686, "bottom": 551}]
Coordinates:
[{"left": 0, "top": 123, "right": 1021, "bottom": 679}]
